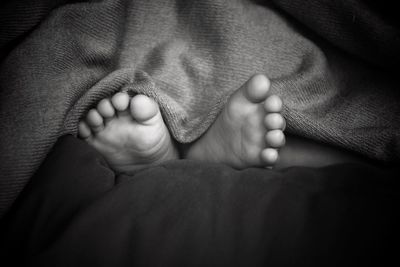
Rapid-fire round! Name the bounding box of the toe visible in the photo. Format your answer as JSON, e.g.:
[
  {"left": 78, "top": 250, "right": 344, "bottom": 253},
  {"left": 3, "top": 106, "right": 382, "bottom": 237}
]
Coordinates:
[
  {"left": 265, "top": 129, "right": 285, "bottom": 148},
  {"left": 86, "top": 109, "right": 104, "bottom": 133},
  {"left": 264, "top": 95, "right": 283, "bottom": 113},
  {"left": 78, "top": 121, "right": 92, "bottom": 139},
  {"left": 97, "top": 98, "right": 115, "bottom": 121},
  {"left": 264, "top": 113, "right": 286, "bottom": 130},
  {"left": 130, "top": 94, "right": 159, "bottom": 123},
  {"left": 244, "top": 74, "right": 271, "bottom": 103},
  {"left": 111, "top": 92, "right": 130, "bottom": 112},
  {"left": 261, "top": 148, "right": 279, "bottom": 165}
]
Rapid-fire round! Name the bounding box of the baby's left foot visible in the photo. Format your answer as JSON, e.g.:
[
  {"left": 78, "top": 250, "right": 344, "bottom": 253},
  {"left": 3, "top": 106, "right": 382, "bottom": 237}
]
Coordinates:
[
  {"left": 78, "top": 92, "right": 178, "bottom": 173},
  {"left": 183, "top": 74, "right": 286, "bottom": 169}
]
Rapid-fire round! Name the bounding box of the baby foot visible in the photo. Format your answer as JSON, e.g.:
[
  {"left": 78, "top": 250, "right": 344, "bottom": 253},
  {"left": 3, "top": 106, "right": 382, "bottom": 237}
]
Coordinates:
[
  {"left": 78, "top": 92, "right": 178, "bottom": 173},
  {"left": 184, "top": 74, "right": 286, "bottom": 168}
]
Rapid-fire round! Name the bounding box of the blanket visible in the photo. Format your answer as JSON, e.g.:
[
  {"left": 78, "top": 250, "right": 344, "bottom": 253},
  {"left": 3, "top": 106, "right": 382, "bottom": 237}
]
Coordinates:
[
  {"left": 0, "top": 0, "right": 399, "bottom": 217},
  {"left": 0, "top": 135, "right": 398, "bottom": 266}
]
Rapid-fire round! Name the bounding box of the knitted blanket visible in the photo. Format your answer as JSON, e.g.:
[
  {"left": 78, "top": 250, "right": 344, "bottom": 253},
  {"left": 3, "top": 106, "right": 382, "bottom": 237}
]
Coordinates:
[{"left": 0, "top": 0, "right": 399, "bottom": 217}]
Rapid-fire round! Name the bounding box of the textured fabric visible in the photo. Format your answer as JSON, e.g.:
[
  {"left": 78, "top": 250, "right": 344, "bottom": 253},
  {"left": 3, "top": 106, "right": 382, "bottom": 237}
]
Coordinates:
[
  {"left": 270, "top": 0, "right": 400, "bottom": 69},
  {"left": 0, "top": 0, "right": 399, "bottom": 217},
  {"left": 0, "top": 0, "right": 71, "bottom": 61},
  {"left": 0, "top": 135, "right": 398, "bottom": 266}
]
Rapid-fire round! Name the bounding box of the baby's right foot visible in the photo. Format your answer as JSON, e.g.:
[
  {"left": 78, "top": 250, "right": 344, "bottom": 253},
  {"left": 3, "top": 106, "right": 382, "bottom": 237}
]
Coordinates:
[
  {"left": 183, "top": 74, "right": 286, "bottom": 169},
  {"left": 78, "top": 92, "right": 178, "bottom": 173}
]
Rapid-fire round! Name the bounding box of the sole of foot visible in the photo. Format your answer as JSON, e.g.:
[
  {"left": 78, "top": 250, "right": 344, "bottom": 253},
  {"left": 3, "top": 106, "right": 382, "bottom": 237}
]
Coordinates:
[
  {"left": 183, "top": 74, "right": 286, "bottom": 169},
  {"left": 78, "top": 92, "right": 178, "bottom": 173}
]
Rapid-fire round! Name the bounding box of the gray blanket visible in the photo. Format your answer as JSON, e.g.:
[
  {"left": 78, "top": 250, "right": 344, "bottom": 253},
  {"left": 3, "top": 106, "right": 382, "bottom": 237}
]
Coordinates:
[{"left": 1, "top": 0, "right": 399, "bottom": 217}]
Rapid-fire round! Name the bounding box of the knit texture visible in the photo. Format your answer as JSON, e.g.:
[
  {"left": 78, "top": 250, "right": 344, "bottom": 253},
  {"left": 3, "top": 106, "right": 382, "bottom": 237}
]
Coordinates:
[
  {"left": 0, "top": 0, "right": 399, "bottom": 217},
  {"left": 0, "top": 0, "right": 71, "bottom": 61}
]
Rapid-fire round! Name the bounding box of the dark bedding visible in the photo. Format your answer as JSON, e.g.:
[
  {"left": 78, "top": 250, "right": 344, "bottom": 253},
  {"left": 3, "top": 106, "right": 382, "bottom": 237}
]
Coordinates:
[{"left": 0, "top": 135, "right": 398, "bottom": 266}]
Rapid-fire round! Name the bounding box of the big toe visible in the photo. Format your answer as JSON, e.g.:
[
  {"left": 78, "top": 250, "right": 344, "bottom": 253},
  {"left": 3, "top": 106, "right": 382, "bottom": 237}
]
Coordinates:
[
  {"left": 244, "top": 74, "right": 271, "bottom": 103},
  {"left": 130, "top": 94, "right": 160, "bottom": 123}
]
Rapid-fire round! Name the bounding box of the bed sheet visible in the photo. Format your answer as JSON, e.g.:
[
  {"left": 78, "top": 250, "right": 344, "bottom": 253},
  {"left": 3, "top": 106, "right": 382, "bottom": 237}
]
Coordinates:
[{"left": 1, "top": 135, "right": 398, "bottom": 266}]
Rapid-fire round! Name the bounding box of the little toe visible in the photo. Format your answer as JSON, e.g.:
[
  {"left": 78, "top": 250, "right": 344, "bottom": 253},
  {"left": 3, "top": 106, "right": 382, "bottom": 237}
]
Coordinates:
[
  {"left": 265, "top": 129, "right": 285, "bottom": 148},
  {"left": 97, "top": 98, "right": 115, "bottom": 121},
  {"left": 111, "top": 92, "right": 130, "bottom": 113},
  {"left": 264, "top": 95, "right": 283, "bottom": 113},
  {"left": 260, "top": 148, "right": 279, "bottom": 165},
  {"left": 86, "top": 109, "right": 104, "bottom": 133},
  {"left": 78, "top": 121, "right": 92, "bottom": 139},
  {"left": 244, "top": 74, "right": 271, "bottom": 103},
  {"left": 264, "top": 113, "right": 286, "bottom": 130},
  {"left": 130, "top": 94, "right": 159, "bottom": 123}
]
